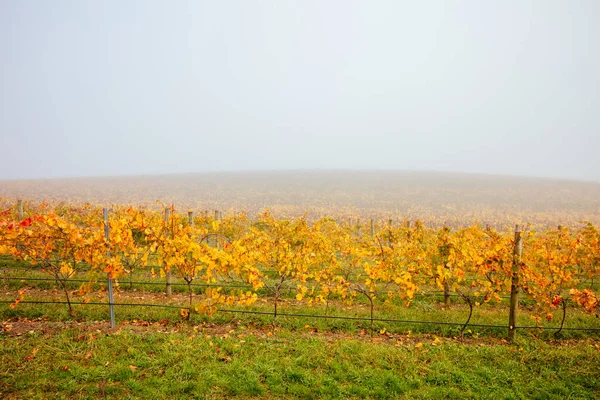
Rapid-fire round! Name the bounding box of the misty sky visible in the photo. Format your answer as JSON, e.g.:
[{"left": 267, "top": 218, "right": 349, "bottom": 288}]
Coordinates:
[{"left": 1, "top": 1, "right": 599, "bottom": 181}]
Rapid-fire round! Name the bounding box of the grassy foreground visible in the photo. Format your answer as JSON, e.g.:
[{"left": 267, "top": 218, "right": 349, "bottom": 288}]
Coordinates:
[
  {"left": 2, "top": 262, "right": 599, "bottom": 399},
  {"left": 1, "top": 318, "right": 599, "bottom": 399}
]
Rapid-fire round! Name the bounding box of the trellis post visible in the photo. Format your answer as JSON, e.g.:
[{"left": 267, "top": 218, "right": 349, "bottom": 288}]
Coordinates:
[
  {"left": 508, "top": 224, "right": 523, "bottom": 342},
  {"left": 103, "top": 208, "right": 116, "bottom": 329}
]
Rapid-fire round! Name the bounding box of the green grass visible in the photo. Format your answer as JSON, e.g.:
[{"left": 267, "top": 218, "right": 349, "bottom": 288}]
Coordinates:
[
  {"left": 1, "top": 320, "right": 599, "bottom": 399},
  {"left": 2, "top": 258, "right": 600, "bottom": 399}
]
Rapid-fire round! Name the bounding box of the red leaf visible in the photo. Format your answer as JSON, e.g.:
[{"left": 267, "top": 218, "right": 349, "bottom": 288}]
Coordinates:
[{"left": 19, "top": 217, "right": 32, "bottom": 227}]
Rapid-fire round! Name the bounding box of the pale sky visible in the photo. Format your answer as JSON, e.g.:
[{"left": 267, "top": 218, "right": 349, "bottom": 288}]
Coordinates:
[{"left": 1, "top": 1, "right": 599, "bottom": 181}]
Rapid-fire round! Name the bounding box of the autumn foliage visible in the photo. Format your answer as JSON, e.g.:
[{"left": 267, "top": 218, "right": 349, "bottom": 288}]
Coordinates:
[{"left": 1, "top": 200, "right": 599, "bottom": 323}]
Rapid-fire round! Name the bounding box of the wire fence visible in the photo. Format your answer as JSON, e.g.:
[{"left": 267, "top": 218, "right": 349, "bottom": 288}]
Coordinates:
[
  {"left": 3, "top": 202, "right": 599, "bottom": 340},
  {"left": 1, "top": 299, "right": 599, "bottom": 332},
  {"left": 2, "top": 276, "right": 600, "bottom": 335},
  {"left": 1, "top": 276, "right": 253, "bottom": 289},
  {"left": 0, "top": 275, "right": 510, "bottom": 298}
]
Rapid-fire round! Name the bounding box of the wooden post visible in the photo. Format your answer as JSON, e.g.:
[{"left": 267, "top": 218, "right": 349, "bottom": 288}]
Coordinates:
[
  {"left": 213, "top": 210, "right": 220, "bottom": 249},
  {"left": 188, "top": 211, "right": 194, "bottom": 227},
  {"left": 439, "top": 227, "right": 451, "bottom": 308},
  {"left": 557, "top": 225, "right": 563, "bottom": 250},
  {"left": 443, "top": 229, "right": 450, "bottom": 308},
  {"left": 17, "top": 200, "right": 23, "bottom": 220},
  {"left": 164, "top": 207, "right": 172, "bottom": 297},
  {"left": 370, "top": 219, "right": 375, "bottom": 237},
  {"left": 508, "top": 224, "right": 523, "bottom": 342},
  {"left": 103, "top": 208, "right": 116, "bottom": 329}
]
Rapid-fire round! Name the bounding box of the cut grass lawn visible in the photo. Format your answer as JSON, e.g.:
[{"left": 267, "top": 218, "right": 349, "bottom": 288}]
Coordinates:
[{"left": 1, "top": 319, "right": 599, "bottom": 399}]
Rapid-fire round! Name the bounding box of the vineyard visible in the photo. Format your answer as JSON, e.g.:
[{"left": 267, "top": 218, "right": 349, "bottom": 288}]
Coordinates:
[
  {"left": 1, "top": 199, "right": 598, "bottom": 341},
  {"left": 3, "top": 171, "right": 600, "bottom": 228}
]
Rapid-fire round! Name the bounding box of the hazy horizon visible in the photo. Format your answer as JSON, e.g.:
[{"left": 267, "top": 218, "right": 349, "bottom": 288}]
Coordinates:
[
  {"left": 2, "top": 170, "right": 599, "bottom": 228},
  {"left": 2, "top": 168, "right": 600, "bottom": 184},
  {"left": 1, "top": 1, "right": 599, "bottom": 181}
]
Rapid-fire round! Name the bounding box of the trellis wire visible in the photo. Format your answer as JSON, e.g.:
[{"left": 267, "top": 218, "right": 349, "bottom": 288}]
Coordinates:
[
  {"left": 0, "top": 276, "right": 513, "bottom": 298},
  {"left": 1, "top": 300, "right": 599, "bottom": 332},
  {"left": 1, "top": 276, "right": 253, "bottom": 289}
]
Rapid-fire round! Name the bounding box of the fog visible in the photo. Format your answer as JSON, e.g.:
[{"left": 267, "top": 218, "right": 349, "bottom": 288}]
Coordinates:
[{"left": 1, "top": 1, "right": 599, "bottom": 181}]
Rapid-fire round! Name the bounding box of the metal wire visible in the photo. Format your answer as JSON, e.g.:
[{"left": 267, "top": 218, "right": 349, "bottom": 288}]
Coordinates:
[
  {"left": 1, "top": 276, "right": 252, "bottom": 289},
  {"left": 2, "top": 300, "right": 599, "bottom": 332},
  {"left": 0, "top": 276, "right": 516, "bottom": 298},
  {"left": 0, "top": 300, "right": 188, "bottom": 310}
]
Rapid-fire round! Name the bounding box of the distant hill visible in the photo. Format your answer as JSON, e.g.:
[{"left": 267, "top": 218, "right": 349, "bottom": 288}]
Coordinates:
[{"left": 1, "top": 170, "right": 599, "bottom": 226}]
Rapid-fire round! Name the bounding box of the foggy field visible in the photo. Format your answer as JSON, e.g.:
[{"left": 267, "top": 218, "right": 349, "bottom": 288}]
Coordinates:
[
  {"left": 2, "top": 1, "right": 600, "bottom": 398},
  {"left": 2, "top": 170, "right": 600, "bottom": 226}
]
